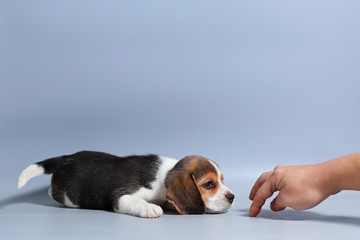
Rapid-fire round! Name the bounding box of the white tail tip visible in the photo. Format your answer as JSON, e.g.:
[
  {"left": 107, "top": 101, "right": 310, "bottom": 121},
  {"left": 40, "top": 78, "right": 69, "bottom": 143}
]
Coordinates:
[{"left": 18, "top": 164, "right": 44, "bottom": 190}]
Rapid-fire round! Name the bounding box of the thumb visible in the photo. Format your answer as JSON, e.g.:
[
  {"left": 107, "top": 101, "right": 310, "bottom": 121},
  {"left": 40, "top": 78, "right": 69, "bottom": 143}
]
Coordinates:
[{"left": 270, "top": 193, "right": 286, "bottom": 212}]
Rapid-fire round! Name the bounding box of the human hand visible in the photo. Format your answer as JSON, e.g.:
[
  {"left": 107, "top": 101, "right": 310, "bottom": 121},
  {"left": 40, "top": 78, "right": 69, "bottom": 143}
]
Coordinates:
[{"left": 248, "top": 163, "right": 335, "bottom": 217}]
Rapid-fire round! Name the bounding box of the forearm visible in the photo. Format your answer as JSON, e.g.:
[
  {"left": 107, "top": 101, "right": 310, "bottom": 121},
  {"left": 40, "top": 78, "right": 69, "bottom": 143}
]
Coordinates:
[{"left": 321, "top": 152, "right": 360, "bottom": 194}]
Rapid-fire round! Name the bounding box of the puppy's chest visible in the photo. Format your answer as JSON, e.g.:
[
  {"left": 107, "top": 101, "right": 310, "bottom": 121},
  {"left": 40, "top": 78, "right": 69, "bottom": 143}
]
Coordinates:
[
  {"left": 131, "top": 182, "right": 167, "bottom": 204},
  {"left": 130, "top": 156, "right": 178, "bottom": 204}
]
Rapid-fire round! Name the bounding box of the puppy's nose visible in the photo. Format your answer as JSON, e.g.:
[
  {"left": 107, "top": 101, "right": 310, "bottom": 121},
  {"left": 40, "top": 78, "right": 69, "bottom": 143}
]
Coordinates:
[{"left": 226, "top": 193, "right": 235, "bottom": 203}]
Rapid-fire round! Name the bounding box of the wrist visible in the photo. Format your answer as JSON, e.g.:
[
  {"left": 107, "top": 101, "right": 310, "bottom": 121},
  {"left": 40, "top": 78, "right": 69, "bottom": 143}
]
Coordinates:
[
  {"left": 318, "top": 160, "right": 341, "bottom": 196},
  {"left": 319, "top": 152, "right": 360, "bottom": 194}
]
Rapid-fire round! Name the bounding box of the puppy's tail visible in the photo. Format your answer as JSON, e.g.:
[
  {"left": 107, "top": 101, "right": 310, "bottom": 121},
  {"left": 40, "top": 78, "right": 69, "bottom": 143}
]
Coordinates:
[{"left": 18, "top": 156, "right": 65, "bottom": 190}]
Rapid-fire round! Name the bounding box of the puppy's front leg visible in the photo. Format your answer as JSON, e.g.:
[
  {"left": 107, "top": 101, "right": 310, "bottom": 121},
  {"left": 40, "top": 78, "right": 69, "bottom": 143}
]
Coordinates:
[{"left": 114, "top": 195, "right": 163, "bottom": 218}]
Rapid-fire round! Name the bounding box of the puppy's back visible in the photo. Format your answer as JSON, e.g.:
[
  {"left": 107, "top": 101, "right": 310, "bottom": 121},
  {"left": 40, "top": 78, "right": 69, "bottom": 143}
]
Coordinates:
[{"left": 18, "top": 151, "right": 162, "bottom": 210}]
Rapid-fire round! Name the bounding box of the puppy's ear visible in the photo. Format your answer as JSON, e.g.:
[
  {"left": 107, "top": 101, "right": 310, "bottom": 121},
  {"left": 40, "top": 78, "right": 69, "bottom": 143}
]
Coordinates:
[{"left": 165, "top": 171, "right": 205, "bottom": 214}]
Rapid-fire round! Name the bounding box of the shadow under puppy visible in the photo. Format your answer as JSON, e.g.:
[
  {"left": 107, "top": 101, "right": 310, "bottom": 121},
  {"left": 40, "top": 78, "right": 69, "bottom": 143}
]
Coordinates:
[{"left": 18, "top": 151, "right": 235, "bottom": 218}]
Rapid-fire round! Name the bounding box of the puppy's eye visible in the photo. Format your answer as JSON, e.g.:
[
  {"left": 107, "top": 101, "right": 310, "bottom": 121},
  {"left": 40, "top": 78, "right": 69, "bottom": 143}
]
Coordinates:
[{"left": 202, "top": 181, "right": 215, "bottom": 190}]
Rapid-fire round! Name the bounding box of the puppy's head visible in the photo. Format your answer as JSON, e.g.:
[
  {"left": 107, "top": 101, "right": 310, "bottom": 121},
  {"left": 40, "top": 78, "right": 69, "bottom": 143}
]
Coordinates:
[{"left": 165, "top": 155, "right": 234, "bottom": 214}]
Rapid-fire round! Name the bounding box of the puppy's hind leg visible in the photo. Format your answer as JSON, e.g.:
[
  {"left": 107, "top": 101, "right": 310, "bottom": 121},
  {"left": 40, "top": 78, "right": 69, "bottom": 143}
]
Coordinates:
[{"left": 114, "top": 195, "right": 163, "bottom": 218}]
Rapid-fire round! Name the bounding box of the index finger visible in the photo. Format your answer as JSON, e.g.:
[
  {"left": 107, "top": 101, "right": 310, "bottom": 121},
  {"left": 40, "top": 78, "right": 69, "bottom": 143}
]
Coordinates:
[
  {"left": 249, "top": 171, "right": 272, "bottom": 200},
  {"left": 249, "top": 178, "right": 278, "bottom": 217}
]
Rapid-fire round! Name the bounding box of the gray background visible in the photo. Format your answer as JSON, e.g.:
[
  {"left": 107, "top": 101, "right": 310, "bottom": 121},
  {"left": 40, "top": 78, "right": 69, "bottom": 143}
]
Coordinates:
[{"left": 1, "top": 0, "right": 360, "bottom": 239}]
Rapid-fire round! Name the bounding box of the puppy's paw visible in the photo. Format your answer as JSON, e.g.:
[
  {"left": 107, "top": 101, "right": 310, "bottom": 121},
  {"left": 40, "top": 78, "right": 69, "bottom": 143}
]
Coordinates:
[
  {"left": 115, "top": 195, "right": 163, "bottom": 218},
  {"left": 139, "top": 203, "right": 163, "bottom": 218}
]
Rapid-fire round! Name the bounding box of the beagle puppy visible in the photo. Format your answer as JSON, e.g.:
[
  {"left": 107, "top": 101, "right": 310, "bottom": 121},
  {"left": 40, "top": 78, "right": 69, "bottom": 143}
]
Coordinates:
[{"left": 18, "top": 151, "right": 234, "bottom": 218}]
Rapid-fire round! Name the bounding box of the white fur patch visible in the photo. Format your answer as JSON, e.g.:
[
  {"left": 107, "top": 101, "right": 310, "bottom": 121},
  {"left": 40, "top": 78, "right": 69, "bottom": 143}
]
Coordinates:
[
  {"left": 18, "top": 164, "right": 44, "bottom": 189},
  {"left": 48, "top": 187, "right": 53, "bottom": 199},
  {"left": 63, "top": 193, "right": 79, "bottom": 208}
]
